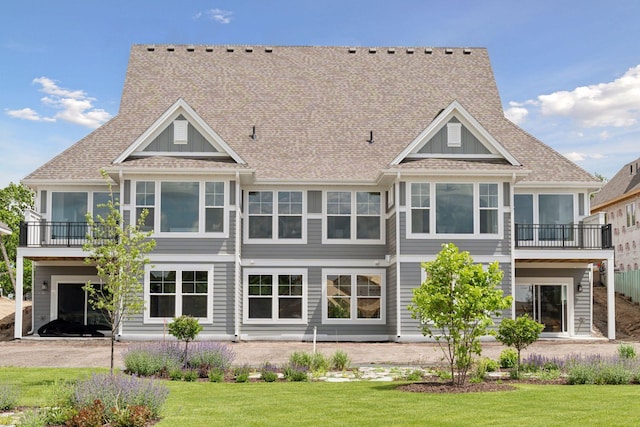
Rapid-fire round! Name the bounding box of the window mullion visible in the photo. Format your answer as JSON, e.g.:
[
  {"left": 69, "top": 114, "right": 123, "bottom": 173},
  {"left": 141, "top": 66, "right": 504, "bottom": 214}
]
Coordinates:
[
  {"left": 272, "top": 274, "right": 278, "bottom": 321},
  {"left": 474, "top": 183, "right": 479, "bottom": 234}
]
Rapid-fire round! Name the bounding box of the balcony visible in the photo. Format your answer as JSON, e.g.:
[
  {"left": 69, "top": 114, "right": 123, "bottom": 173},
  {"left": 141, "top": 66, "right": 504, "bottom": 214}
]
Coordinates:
[
  {"left": 515, "top": 223, "right": 612, "bottom": 250},
  {"left": 19, "top": 221, "right": 117, "bottom": 248}
]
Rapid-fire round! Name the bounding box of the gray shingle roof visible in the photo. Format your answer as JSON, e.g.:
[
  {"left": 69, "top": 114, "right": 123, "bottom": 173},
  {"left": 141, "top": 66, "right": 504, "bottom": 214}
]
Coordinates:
[
  {"left": 23, "top": 45, "right": 598, "bottom": 185},
  {"left": 592, "top": 157, "right": 640, "bottom": 209}
]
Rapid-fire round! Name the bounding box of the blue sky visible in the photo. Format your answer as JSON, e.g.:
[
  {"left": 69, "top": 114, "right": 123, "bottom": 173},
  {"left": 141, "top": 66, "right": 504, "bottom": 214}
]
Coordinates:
[{"left": 2, "top": 0, "right": 640, "bottom": 188}]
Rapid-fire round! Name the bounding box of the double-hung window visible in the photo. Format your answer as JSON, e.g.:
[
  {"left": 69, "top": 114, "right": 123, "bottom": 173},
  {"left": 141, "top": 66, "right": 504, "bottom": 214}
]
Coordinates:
[
  {"left": 246, "top": 190, "right": 304, "bottom": 241},
  {"left": 408, "top": 182, "right": 500, "bottom": 237},
  {"left": 323, "top": 269, "right": 385, "bottom": 324},
  {"left": 243, "top": 269, "right": 307, "bottom": 323},
  {"left": 626, "top": 203, "right": 636, "bottom": 228},
  {"left": 145, "top": 265, "right": 213, "bottom": 323},
  {"left": 326, "top": 191, "right": 382, "bottom": 242},
  {"left": 135, "top": 180, "right": 226, "bottom": 235}
]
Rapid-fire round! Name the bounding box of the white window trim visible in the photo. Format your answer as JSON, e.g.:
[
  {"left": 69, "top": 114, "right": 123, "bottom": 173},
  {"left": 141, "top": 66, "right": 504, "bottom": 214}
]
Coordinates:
[
  {"left": 322, "top": 268, "right": 386, "bottom": 325},
  {"left": 515, "top": 276, "right": 574, "bottom": 336},
  {"left": 626, "top": 203, "right": 636, "bottom": 228},
  {"left": 50, "top": 275, "right": 101, "bottom": 322},
  {"left": 406, "top": 181, "right": 503, "bottom": 239},
  {"left": 134, "top": 180, "right": 229, "bottom": 238},
  {"left": 243, "top": 189, "right": 307, "bottom": 244},
  {"left": 143, "top": 264, "right": 214, "bottom": 324},
  {"left": 243, "top": 268, "right": 308, "bottom": 324},
  {"left": 322, "top": 190, "right": 385, "bottom": 244}
]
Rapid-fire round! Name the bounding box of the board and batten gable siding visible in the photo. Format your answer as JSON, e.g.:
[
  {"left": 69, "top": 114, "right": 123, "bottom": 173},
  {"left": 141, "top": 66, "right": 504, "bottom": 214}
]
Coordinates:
[
  {"left": 242, "top": 218, "right": 386, "bottom": 259},
  {"left": 143, "top": 116, "right": 218, "bottom": 153},
  {"left": 417, "top": 118, "right": 491, "bottom": 155},
  {"left": 398, "top": 211, "right": 511, "bottom": 256},
  {"left": 398, "top": 262, "right": 512, "bottom": 338},
  {"left": 239, "top": 265, "right": 391, "bottom": 339},
  {"left": 32, "top": 265, "right": 98, "bottom": 333},
  {"left": 123, "top": 262, "right": 235, "bottom": 337},
  {"left": 150, "top": 211, "right": 235, "bottom": 254},
  {"left": 516, "top": 267, "right": 592, "bottom": 336}
]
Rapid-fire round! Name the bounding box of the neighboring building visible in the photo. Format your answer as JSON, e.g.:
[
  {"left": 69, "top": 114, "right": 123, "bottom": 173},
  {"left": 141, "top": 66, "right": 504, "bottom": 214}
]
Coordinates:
[
  {"left": 0, "top": 221, "right": 11, "bottom": 236},
  {"left": 591, "top": 158, "right": 640, "bottom": 274},
  {"left": 14, "top": 45, "right": 615, "bottom": 341}
]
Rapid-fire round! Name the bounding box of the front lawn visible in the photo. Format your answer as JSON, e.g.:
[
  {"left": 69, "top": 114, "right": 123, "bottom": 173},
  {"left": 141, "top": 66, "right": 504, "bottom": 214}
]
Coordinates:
[{"left": 1, "top": 368, "right": 638, "bottom": 426}]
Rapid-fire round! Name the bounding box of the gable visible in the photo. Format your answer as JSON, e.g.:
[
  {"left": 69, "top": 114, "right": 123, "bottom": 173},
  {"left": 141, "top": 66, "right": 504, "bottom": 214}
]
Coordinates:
[
  {"left": 113, "top": 99, "right": 245, "bottom": 164},
  {"left": 391, "top": 101, "right": 520, "bottom": 166}
]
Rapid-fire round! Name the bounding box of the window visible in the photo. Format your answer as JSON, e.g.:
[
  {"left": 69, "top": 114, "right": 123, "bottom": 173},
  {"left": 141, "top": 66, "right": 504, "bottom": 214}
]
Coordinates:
[
  {"left": 410, "top": 183, "right": 430, "bottom": 234},
  {"left": 145, "top": 265, "right": 213, "bottom": 322},
  {"left": 205, "top": 182, "right": 224, "bottom": 232},
  {"left": 51, "top": 192, "right": 88, "bottom": 239},
  {"left": 323, "top": 270, "right": 385, "bottom": 323},
  {"left": 135, "top": 181, "right": 155, "bottom": 232},
  {"left": 92, "top": 192, "right": 120, "bottom": 221},
  {"left": 626, "top": 203, "right": 636, "bottom": 228},
  {"left": 408, "top": 182, "right": 500, "bottom": 236},
  {"left": 243, "top": 269, "right": 306, "bottom": 323},
  {"left": 135, "top": 180, "right": 226, "bottom": 234},
  {"left": 479, "top": 184, "right": 499, "bottom": 234},
  {"left": 246, "top": 191, "right": 304, "bottom": 241},
  {"left": 326, "top": 191, "right": 383, "bottom": 241}
]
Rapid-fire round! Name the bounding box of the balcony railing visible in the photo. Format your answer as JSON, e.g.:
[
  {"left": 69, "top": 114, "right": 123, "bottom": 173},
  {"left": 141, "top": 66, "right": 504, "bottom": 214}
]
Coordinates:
[
  {"left": 19, "top": 221, "right": 117, "bottom": 248},
  {"left": 515, "top": 223, "right": 613, "bottom": 250}
]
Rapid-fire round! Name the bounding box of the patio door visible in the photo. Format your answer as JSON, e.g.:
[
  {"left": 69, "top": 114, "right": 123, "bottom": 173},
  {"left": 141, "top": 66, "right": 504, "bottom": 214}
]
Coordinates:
[
  {"left": 57, "top": 283, "right": 109, "bottom": 327},
  {"left": 515, "top": 284, "right": 568, "bottom": 333}
]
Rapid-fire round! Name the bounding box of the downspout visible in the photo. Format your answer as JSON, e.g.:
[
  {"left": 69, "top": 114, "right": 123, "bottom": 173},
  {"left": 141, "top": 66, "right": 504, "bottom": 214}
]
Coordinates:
[
  {"left": 28, "top": 263, "right": 34, "bottom": 335},
  {"left": 395, "top": 173, "right": 402, "bottom": 340},
  {"left": 510, "top": 172, "right": 516, "bottom": 319},
  {"left": 234, "top": 174, "right": 242, "bottom": 341}
]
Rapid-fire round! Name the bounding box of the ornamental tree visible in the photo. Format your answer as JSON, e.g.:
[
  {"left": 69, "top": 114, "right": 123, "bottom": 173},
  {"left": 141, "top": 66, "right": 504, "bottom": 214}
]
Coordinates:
[
  {"left": 83, "top": 171, "right": 156, "bottom": 374},
  {"left": 496, "top": 314, "right": 544, "bottom": 377},
  {"left": 168, "top": 315, "right": 203, "bottom": 362},
  {"left": 408, "top": 243, "right": 511, "bottom": 386}
]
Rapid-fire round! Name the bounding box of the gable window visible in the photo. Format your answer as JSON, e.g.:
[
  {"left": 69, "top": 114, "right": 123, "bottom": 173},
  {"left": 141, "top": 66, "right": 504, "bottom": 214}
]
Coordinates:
[
  {"left": 135, "top": 180, "right": 226, "bottom": 235},
  {"left": 325, "top": 191, "right": 383, "bottom": 242},
  {"left": 626, "top": 203, "right": 636, "bottom": 228},
  {"left": 135, "top": 181, "right": 155, "bottom": 232},
  {"left": 323, "top": 269, "right": 385, "bottom": 324},
  {"left": 408, "top": 182, "right": 500, "bottom": 237},
  {"left": 243, "top": 269, "right": 307, "bottom": 324},
  {"left": 145, "top": 265, "right": 213, "bottom": 323},
  {"left": 246, "top": 190, "right": 304, "bottom": 241}
]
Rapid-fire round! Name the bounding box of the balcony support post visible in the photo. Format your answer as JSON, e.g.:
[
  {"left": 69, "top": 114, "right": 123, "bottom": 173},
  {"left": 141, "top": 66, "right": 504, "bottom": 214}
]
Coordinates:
[
  {"left": 14, "top": 255, "right": 24, "bottom": 339},
  {"left": 606, "top": 253, "right": 616, "bottom": 340}
]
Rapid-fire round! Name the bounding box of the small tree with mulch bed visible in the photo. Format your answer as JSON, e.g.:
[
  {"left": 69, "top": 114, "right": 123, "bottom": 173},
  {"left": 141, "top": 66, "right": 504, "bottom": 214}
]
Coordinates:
[{"left": 496, "top": 314, "right": 544, "bottom": 378}]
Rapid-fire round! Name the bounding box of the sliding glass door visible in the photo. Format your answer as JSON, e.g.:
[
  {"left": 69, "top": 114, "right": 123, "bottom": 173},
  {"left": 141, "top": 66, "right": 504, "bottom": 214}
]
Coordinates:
[{"left": 515, "top": 284, "right": 567, "bottom": 333}]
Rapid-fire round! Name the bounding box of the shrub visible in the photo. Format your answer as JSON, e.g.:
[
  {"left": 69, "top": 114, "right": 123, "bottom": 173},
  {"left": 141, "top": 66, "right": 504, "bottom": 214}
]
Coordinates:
[
  {"left": 123, "top": 342, "right": 183, "bottom": 376},
  {"left": 168, "top": 315, "right": 204, "bottom": 361},
  {"left": 289, "top": 351, "right": 312, "bottom": 367},
  {"left": 260, "top": 363, "right": 279, "bottom": 382},
  {"left": 186, "top": 342, "right": 236, "bottom": 376},
  {"left": 473, "top": 358, "right": 498, "bottom": 381},
  {"left": 43, "top": 406, "right": 77, "bottom": 425},
  {"left": 208, "top": 369, "right": 225, "bottom": 383},
  {"left": 520, "top": 354, "right": 564, "bottom": 373},
  {"left": 405, "top": 370, "right": 424, "bottom": 381},
  {"left": 71, "top": 373, "right": 169, "bottom": 418},
  {"left": 169, "top": 369, "right": 184, "bottom": 381},
  {"left": 618, "top": 343, "right": 637, "bottom": 360},
  {"left": 331, "top": 350, "right": 351, "bottom": 371},
  {"left": 496, "top": 314, "right": 544, "bottom": 376},
  {"left": 283, "top": 364, "right": 309, "bottom": 382},
  {"left": 289, "top": 351, "right": 331, "bottom": 373},
  {"left": 18, "top": 409, "right": 48, "bottom": 427},
  {"left": 111, "top": 405, "right": 153, "bottom": 427},
  {"left": 0, "top": 382, "right": 19, "bottom": 410},
  {"left": 566, "top": 354, "right": 635, "bottom": 385},
  {"left": 183, "top": 370, "right": 198, "bottom": 382},
  {"left": 499, "top": 348, "right": 518, "bottom": 369},
  {"left": 234, "top": 365, "right": 251, "bottom": 383}
]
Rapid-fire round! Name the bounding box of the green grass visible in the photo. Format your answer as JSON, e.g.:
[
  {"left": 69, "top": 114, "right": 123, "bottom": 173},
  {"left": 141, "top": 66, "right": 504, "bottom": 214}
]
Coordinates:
[{"left": 2, "top": 368, "right": 639, "bottom": 426}]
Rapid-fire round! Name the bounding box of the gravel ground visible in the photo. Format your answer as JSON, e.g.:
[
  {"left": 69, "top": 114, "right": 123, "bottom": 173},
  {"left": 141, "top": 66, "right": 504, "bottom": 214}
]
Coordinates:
[{"left": 0, "top": 338, "right": 635, "bottom": 369}]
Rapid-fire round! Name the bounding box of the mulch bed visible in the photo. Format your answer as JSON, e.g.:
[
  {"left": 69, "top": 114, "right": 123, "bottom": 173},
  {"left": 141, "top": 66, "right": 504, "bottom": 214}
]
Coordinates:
[{"left": 397, "top": 377, "right": 567, "bottom": 393}]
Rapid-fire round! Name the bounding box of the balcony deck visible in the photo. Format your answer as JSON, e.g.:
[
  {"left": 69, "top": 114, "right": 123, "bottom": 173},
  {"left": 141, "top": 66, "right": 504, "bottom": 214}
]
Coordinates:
[
  {"left": 19, "top": 221, "right": 116, "bottom": 248},
  {"left": 514, "top": 223, "right": 612, "bottom": 250}
]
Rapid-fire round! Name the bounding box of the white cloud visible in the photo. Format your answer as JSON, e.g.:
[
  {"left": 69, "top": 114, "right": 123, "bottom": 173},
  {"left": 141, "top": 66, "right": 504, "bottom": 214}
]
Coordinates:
[
  {"left": 6, "top": 77, "right": 111, "bottom": 129},
  {"left": 504, "top": 102, "right": 529, "bottom": 124},
  {"left": 205, "top": 8, "right": 232, "bottom": 24},
  {"left": 536, "top": 64, "right": 640, "bottom": 128},
  {"left": 563, "top": 152, "right": 606, "bottom": 162}
]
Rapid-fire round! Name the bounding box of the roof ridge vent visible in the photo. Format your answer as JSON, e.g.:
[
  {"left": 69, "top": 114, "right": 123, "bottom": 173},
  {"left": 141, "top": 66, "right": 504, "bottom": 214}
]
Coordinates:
[
  {"left": 147, "top": 45, "right": 155, "bottom": 52},
  {"left": 463, "top": 48, "right": 472, "bottom": 55},
  {"left": 369, "top": 48, "right": 377, "bottom": 53},
  {"left": 245, "top": 46, "right": 253, "bottom": 52},
  {"left": 348, "top": 47, "right": 357, "bottom": 53},
  {"left": 226, "top": 46, "right": 234, "bottom": 52},
  {"left": 205, "top": 46, "right": 214, "bottom": 52},
  {"left": 425, "top": 48, "right": 433, "bottom": 54},
  {"left": 387, "top": 48, "right": 395, "bottom": 54},
  {"left": 166, "top": 45, "right": 175, "bottom": 52},
  {"left": 444, "top": 48, "right": 453, "bottom": 54},
  {"left": 265, "top": 46, "right": 273, "bottom": 52},
  {"left": 406, "top": 48, "right": 414, "bottom": 54},
  {"left": 187, "top": 45, "right": 195, "bottom": 52}
]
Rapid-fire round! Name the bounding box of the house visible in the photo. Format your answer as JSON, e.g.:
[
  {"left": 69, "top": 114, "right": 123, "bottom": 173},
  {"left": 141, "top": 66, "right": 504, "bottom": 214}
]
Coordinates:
[
  {"left": 14, "top": 45, "right": 615, "bottom": 341},
  {"left": 591, "top": 158, "right": 640, "bottom": 274},
  {"left": 0, "top": 221, "right": 11, "bottom": 236}
]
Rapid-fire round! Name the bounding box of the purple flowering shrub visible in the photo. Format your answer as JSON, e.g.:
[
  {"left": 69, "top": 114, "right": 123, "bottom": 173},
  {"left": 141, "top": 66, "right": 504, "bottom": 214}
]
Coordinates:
[
  {"left": 186, "top": 342, "right": 236, "bottom": 377},
  {"left": 123, "top": 342, "right": 183, "bottom": 376},
  {"left": 72, "top": 373, "right": 169, "bottom": 419}
]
